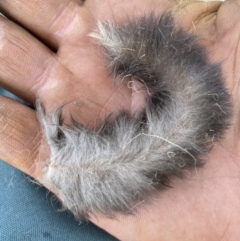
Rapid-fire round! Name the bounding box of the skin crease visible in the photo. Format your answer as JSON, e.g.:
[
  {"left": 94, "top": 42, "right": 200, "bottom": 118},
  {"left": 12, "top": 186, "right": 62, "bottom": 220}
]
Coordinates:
[{"left": 0, "top": 0, "right": 240, "bottom": 240}]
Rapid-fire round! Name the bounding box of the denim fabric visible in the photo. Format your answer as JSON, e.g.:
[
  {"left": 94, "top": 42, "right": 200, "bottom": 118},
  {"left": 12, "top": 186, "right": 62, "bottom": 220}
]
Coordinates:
[
  {"left": 0, "top": 89, "right": 118, "bottom": 241},
  {"left": 0, "top": 89, "right": 25, "bottom": 103}
]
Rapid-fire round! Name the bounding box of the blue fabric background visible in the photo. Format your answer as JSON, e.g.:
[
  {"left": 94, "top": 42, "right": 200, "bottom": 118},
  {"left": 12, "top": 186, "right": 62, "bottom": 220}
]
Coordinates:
[{"left": 0, "top": 89, "right": 118, "bottom": 241}]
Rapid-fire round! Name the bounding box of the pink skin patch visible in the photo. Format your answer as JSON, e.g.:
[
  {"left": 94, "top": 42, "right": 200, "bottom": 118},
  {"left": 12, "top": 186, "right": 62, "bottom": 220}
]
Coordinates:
[{"left": 130, "top": 78, "right": 148, "bottom": 116}]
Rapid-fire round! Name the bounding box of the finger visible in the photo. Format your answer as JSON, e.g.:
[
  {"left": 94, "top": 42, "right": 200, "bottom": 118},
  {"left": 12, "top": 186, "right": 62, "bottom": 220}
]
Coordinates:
[
  {"left": 0, "top": 16, "right": 56, "bottom": 103},
  {"left": 0, "top": 95, "right": 48, "bottom": 180},
  {"left": 174, "top": 1, "right": 224, "bottom": 29},
  {"left": 0, "top": 0, "right": 83, "bottom": 49}
]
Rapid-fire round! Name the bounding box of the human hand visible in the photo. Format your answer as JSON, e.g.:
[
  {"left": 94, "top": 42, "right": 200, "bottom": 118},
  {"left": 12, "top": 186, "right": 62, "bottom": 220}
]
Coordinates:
[
  {"left": 0, "top": 0, "right": 170, "bottom": 178},
  {"left": 1, "top": 0, "right": 240, "bottom": 240}
]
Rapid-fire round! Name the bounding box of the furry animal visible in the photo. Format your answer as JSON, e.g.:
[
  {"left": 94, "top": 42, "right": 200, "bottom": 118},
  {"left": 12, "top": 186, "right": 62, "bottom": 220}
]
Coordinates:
[{"left": 38, "top": 12, "right": 231, "bottom": 220}]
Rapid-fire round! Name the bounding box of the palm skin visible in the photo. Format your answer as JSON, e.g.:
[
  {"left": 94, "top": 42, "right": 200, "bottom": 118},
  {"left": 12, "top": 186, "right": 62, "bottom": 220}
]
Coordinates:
[{"left": 0, "top": 0, "right": 240, "bottom": 240}]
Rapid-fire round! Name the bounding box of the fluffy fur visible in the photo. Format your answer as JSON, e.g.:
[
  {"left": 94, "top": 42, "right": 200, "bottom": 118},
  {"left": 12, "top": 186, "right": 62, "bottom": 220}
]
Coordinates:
[{"left": 38, "top": 13, "right": 231, "bottom": 220}]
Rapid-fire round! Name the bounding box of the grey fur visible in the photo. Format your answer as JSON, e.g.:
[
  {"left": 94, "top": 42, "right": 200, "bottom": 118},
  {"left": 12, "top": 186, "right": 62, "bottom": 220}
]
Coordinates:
[{"left": 38, "top": 13, "right": 231, "bottom": 220}]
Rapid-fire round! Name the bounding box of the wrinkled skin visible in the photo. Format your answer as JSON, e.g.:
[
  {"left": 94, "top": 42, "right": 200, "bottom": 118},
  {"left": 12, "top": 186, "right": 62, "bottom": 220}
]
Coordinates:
[{"left": 0, "top": 0, "right": 240, "bottom": 240}]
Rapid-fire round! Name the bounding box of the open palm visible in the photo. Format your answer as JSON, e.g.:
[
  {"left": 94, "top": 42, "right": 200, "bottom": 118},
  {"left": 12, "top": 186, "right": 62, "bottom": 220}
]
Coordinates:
[{"left": 1, "top": 0, "right": 240, "bottom": 240}]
